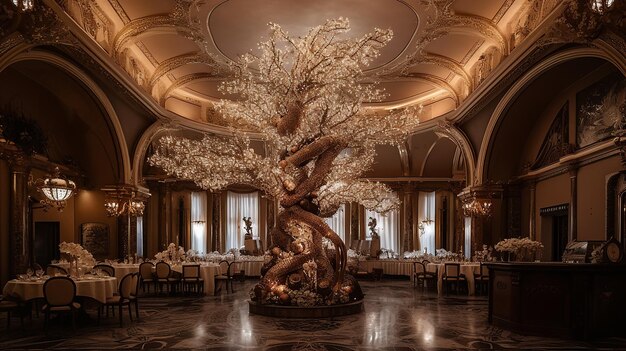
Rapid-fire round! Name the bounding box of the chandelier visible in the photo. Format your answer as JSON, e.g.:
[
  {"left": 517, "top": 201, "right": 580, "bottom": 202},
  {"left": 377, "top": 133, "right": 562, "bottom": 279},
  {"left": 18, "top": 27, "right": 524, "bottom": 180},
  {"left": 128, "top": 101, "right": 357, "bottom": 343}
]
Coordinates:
[
  {"left": 462, "top": 198, "right": 492, "bottom": 217},
  {"left": 12, "top": 0, "right": 34, "bottom": 11},
  {"left": 102, "top": 185, "right": 150, "bottom": 259},
  {"left": 33, "top": 167, "right": 76, "bottom": 211},
  {"left": 104, "top": 195, "right": 145, "bottom": 217}
]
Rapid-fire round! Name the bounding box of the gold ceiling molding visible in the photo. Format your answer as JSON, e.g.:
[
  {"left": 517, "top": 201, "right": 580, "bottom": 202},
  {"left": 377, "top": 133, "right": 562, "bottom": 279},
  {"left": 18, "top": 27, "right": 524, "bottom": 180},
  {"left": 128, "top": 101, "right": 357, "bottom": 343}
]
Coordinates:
[
  {"left": 378, "top": 73, "right": 460, "bottom": 105},
  {"left": 105, "top": 0, "right": 130, "bottom": 24},
  {"left": 435, "top": 120, "right": 476, "bottom": 186},
  {"left": 112, "top": 15, "right": 202, "bottom": 58},
  {"left": 160, "top": 72, "right": 222, "bottom": 106},
  {"left": 404, "top": 52, "right": 472, "bottom": 90},
  {"left": 414, "top": 15, "right": 508, "bottom": 55},
  {"left": 149, "top": 52, "right": 221, "bottom": 90}
]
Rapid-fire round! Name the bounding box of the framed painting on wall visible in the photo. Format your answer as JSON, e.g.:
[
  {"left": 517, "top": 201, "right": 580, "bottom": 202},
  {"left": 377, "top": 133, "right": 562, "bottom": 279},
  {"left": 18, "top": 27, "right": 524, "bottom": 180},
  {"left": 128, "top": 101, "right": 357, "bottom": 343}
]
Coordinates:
[
  {"left": 576, "top": 75, "right": 626, "bottom": 148},
  {"left": 81, "top": 222, "right": 109, "bottom": 257}
]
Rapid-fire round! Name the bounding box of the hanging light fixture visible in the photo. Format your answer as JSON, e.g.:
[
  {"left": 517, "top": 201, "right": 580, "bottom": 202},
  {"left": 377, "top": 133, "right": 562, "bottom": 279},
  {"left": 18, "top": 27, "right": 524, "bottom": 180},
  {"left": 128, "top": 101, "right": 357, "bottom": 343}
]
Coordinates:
[
  {"left": 12, "top": 0, "right": 34, "bottom": 11},
  {"left": 102, "top": 185, "right": 150, "bottom": 260},
  {"left": 462, "top": 198, "right": 493, "bottom": 217},
  {"left": 33, "top": 167, "right": 76, "bottom": 211}
]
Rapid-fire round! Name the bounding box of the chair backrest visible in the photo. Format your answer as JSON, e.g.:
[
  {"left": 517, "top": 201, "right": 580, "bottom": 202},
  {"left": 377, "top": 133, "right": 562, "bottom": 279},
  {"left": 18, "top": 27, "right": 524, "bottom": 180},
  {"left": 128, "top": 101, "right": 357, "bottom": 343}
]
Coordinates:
[
  {"left": 119, "top": 273, "right": 134, "bottom": 299},
  {"left": 182, "top": 265, "right": 200, "bottom": 279},
  {"left": 413, "top": 262, "right": 425, "bottom": 274},
  {"left": 218, "top": 260, "right": 230, "bottom": 275},
  {"left": 444, "top": 263, "right": 460, "bottom": 277},
  {"left": 155, "top": 261, "right": 171, "bottom": 279},
  {"left": 229, "top": 262, "right": 242, "bottom": 277},
  {"left": 130, "top": 273, "right": 139, "bottom": 297},
  {"left": 93, "top": 264, "right": 115, "bottom": 277},
  {"left": 139, "top": 262, "right": 154, "bottom": 279},
  {"left": 480, "top": 263, "right": 489, "bottom": 277},
  {"left": 421, "top": 259, "right": 430, "bottom": 265},
  {"left": 46, "top": 265, "right": 68, "bottom": 276},
  {"left": 43, "top": 276, "right": 76, "bottom": 307}
]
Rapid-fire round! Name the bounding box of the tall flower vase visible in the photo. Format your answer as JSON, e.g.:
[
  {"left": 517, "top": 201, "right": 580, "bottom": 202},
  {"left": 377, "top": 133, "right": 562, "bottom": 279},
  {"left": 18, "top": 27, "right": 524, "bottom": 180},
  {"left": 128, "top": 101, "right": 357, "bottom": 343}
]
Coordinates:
[{"left": 70, "top": 258, "right": 81, "bottom": 277}]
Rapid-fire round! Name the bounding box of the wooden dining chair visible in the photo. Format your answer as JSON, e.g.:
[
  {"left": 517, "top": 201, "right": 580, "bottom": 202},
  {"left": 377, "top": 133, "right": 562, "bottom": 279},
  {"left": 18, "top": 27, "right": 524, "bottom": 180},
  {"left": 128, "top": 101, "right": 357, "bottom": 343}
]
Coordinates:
[
  {"left": 0, "top": 297, "right": 24, "bottom": 329},
  {"left": 182, "top": 265, "right": 204, "bottom": 295},
  {"left": 413, "top": 262, "right": 436, "bottom": 290},
  {"left": 442, "top": 263, "right": 467, "bottom": 295},
  {"left": 155, "top": 261, "right": 179, "bottom": 295},
  {"left": 214, "top": 260, "right": 233, "bottom": 295},
  {"left": 99, "top": 272, "right": 135, "bottom": 327},
  {"left": 139, "top": 262, "right": 155, "bottom": 294},
  {"left": 42, "top": 276, "right": 80, "bottom": 331},
  {"left": 473, "top": 263, "right": 490, "bottom": 295}
]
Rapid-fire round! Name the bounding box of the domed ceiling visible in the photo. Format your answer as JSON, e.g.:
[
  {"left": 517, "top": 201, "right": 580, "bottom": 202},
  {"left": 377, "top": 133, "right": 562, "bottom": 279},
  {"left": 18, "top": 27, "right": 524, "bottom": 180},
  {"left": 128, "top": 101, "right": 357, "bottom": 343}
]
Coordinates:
[{"left": 62, "top": 0, "right": 531, "bottom": 127}]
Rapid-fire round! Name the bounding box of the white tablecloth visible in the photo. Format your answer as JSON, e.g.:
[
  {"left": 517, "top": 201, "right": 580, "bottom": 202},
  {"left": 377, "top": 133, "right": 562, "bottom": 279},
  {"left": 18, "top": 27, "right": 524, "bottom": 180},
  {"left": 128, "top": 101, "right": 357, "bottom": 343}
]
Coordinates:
[
  {"left": 426, "top": 263, "right": 480, "bottom": 295},
  {"left": 235, "top": 261, "right": 263, "bottom": 277},
  {"left": 171, "top": 264, "right": 219, "bottom": 295},
  {"left": 357, "top": 260, "right": 415, "bottom": 278},
  {"left": 3, "top": 276, "right": 117, "bottom": 304},
  {"left": 111, "top": 264, "right": 140, "bottom": 286}
]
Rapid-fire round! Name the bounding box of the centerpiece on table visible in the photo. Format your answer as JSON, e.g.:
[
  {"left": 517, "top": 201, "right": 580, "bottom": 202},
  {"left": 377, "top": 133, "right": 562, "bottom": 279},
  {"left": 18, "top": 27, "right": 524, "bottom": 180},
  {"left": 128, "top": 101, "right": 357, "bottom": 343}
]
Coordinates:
[
  {"left": 155, "top": 243, "right": 187, "bottom": 263},
  {"left": 494, "top": 237, "right": 544, "bottom": 262},
  {"left": 58, "top": 242, "right": 95, "bottom": 277}
]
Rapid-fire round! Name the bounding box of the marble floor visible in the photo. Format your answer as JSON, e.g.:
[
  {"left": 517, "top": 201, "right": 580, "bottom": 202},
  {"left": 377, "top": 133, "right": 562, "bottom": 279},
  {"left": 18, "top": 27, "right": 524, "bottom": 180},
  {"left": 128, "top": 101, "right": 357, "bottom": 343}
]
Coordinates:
[{"left": 0, "top": 280, "right": 625, "bottom": 350}]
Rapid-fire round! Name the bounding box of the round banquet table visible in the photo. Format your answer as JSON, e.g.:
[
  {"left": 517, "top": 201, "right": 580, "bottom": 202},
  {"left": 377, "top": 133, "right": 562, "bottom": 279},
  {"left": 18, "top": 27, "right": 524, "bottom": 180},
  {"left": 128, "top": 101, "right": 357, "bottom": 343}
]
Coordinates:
[
  {"left": 170, "top": 263, "right": 220, "bottom": 295},
  {"left": 111, "top": 263, "right": 140, "bottom": 286},
  {"left": 425, "top": 263, "right": 480, "bottom": 295},
  {"left": 357, "top": 260, "right": 415, "bottom": 278},
  {"left": 3, "top": 276, "right": 117, "bottom": 304},
  {"left": 235, "top": 261, "right": 264, "bottom": 277}
]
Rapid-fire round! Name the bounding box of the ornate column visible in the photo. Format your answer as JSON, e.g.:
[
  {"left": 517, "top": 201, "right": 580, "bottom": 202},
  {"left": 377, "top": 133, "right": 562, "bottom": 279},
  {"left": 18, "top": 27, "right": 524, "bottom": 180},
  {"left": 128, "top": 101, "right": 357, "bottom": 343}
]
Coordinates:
[
  {"left": 212, "top": 191, "right": 221, "bottom": 252},
  {"left": 401, "top": 185, "right": 414, "bottom": 253},
  {"left": 7, "top": 152, "right": 31, "bottom": 276},
  {"left": 569, "top": 166, "right": 578, "bottom": 241},
  {"left": 158, "top": 182, "right": 172, "bottom": 250}
]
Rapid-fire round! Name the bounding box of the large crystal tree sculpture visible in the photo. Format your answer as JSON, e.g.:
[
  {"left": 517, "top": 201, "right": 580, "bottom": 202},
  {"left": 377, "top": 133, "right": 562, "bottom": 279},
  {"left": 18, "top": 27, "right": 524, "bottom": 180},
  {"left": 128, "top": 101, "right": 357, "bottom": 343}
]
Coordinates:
[{"left": 149, "top": 18, "right": 420, "bottom": 306}]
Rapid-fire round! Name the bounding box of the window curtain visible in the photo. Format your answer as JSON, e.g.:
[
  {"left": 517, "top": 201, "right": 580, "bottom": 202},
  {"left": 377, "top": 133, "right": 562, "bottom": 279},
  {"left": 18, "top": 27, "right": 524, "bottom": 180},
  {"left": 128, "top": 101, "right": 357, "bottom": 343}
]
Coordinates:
[
  {"left": 226, "top": 191, "right": 259, "bottom": 251},
  {"left": 418, "top": 191, "right": 436, "bottom": 255},
  {"left": 464, "top": 217, "right": 472, "bottom": 258},
  {"left": 191, "top": 191, "right": 207, "bottom": 253},
  {"left": 365, "top": 208, "right": 399, "bottom": 253},
  {"left": 136, "top": 216, "right": 144, "bottom": 258},
  {"left": 323, "top": 204, "right": 346, "bottom": 243}
]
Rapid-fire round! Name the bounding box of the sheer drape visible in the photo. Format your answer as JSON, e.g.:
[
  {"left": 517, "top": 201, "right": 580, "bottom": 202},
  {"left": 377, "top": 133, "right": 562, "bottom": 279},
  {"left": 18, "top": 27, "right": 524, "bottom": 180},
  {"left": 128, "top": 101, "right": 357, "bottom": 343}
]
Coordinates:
[
  {"left": 226, "top": 191, "right": 259, "bottom": 251},
  {"left": 418, "top": 191, "right": 436, "bottom": 255},
  {"left": 365, "top": 208, "right": 399, "bottom": 253},
  {"left": 191, "top": 192, "right": 207, "bottom": 253},
  {"left": 464, "top": 217, "right": 472, "bottom": 258},
  {"left": 136, "top": 216, "right": 144, "bottom": 257},
  {"left": 323, "top": 204, "right": 345, "bottom": 242}
]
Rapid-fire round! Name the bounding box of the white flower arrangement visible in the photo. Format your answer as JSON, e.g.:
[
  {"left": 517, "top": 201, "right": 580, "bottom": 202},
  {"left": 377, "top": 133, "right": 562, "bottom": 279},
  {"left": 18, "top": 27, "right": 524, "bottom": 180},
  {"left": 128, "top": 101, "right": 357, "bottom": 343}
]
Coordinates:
[
  {"left": 155, "top": 243, "right": 187, "bottom": 262},
  {"left": 58, "top": 242, "right": 95, "bottom": 266},
  {"left": 495, "top": 237, "right": 543, "bottom": 260}
]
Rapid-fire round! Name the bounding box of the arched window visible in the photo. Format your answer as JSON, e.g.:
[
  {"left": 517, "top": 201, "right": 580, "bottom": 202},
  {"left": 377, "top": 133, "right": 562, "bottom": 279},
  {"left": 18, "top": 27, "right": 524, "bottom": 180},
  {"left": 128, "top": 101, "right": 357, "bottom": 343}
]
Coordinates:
[{"left": 226, "top": 191, "right": 259, "bottom": 251}]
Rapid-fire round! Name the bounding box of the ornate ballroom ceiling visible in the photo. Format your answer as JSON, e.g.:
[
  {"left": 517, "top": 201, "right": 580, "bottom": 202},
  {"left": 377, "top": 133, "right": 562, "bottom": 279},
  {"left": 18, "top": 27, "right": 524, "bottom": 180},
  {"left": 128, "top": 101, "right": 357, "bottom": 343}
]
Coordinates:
[{"left": 62, "top": 0, "right": 545, "bottom": 126}]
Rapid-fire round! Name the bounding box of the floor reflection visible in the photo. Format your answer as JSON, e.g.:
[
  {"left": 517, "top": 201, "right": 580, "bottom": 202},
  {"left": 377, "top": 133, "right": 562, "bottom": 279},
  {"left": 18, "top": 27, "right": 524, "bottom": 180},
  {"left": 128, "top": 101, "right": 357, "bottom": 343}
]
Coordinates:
[{"left": 0, "top": 279, "right": 624, "bottom": 350}]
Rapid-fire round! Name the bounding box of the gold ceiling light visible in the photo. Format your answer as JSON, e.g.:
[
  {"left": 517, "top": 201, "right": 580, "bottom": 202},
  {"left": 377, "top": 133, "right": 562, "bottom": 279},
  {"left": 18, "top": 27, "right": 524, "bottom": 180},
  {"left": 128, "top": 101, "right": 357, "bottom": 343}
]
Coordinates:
[
  {"left": 12, "top": 0, "right": 34, "bottom": 11},
  {"left": 33, "top": 167, "right": 76, "bottom": 211},
  {"left": 462, "top": 197, "right": 493, "bottom": 218}
]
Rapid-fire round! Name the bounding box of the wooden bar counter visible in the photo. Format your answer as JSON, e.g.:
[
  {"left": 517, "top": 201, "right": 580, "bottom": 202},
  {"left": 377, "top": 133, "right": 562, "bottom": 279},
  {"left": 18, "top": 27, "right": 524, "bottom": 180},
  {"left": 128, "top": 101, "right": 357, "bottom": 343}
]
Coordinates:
[{"left": 486, "top": 262, "right": 626, "bottom": 339}]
